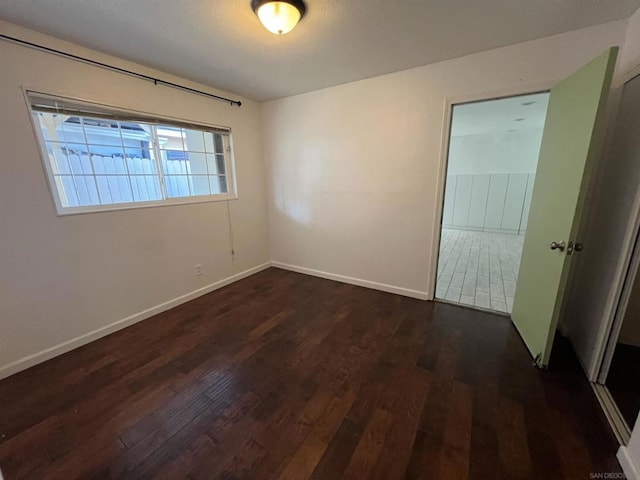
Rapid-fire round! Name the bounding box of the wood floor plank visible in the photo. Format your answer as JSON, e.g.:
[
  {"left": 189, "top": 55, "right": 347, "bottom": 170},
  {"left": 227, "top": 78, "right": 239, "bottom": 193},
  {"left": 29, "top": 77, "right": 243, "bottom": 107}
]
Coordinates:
[
  {"left": 279, "top": 391, "right": 357, "bottom": 480},
  {"left": 0, "top": 268, "right": 623, "bottom": 480},
  {"left": 341, "top": 408, "right": 394, "bottom": 480}
]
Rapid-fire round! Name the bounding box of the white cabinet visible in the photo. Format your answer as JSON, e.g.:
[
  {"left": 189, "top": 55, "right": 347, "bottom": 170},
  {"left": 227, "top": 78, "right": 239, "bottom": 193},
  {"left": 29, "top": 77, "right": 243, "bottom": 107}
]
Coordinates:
[{"left": 442, "top": 173, "right": 535, "bottom": 234}]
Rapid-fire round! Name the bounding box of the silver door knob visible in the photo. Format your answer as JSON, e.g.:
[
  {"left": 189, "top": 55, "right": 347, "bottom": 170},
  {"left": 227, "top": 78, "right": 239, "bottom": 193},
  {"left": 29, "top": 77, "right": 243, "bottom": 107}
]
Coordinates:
[{"left": 550, "top": 241, "right": 566, "bottom": 251}]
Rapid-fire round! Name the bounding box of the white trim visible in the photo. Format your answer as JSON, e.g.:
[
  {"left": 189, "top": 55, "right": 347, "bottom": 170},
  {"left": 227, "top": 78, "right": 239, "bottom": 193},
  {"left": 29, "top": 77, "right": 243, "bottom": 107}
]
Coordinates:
[
  {"left": 271, "top": 262, "right": 430, "bottom": 300},
  {"left": 592, "top": 382, "right": 631, "bottom": 444},
  {"left": 618, "top": 446, "right": 640, "bottom": 480},
  {"left": 426, "top": 84, "right": 554, "bottom": 304},
  {"left": 50, "top": 193, "right": 239, "bottom": 217},
  {"left": 0, "top": 262, "right": 271, "bottom": 380},
  {"left": 426, "top": 97, "right": 453, "bottom": 301}
]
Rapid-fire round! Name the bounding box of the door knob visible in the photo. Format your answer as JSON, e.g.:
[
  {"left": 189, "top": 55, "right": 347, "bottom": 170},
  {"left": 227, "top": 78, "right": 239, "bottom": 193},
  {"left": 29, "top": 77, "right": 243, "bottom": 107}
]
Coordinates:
[{"left": 550, "top": 241, "right": 566, "bottom": 252}]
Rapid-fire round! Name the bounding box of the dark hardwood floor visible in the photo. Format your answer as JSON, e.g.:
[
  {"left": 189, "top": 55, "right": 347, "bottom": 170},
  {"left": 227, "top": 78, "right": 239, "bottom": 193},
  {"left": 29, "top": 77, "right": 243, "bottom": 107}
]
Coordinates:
[{"left": 0, "top": 268, "right": 622, "bottom": 479}]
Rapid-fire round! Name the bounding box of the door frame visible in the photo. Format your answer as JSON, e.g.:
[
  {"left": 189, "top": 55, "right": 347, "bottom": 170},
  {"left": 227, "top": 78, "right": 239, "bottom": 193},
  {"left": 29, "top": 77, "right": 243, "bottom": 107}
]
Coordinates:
[{"left": 427, "top": 82, "right": 554, "bottom": 304}]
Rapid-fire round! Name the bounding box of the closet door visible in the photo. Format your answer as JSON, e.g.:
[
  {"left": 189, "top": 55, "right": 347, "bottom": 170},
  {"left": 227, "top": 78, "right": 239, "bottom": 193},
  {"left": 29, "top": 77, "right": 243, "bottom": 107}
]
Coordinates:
[{"left": 484, "top": 174, "right": 508, "bottom": 230}]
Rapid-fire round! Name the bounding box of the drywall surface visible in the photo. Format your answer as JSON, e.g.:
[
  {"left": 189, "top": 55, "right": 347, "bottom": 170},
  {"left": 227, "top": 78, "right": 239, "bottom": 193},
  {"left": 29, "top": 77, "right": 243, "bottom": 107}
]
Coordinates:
[
  {"left": 262, "top": 20, "right": 625, "bottom": 296},
  {"left": 0, "top": 21, "right": 269, "bottom": 377},
  {"left": 620, "top": 7, "right": 640, "bottom": 77}
]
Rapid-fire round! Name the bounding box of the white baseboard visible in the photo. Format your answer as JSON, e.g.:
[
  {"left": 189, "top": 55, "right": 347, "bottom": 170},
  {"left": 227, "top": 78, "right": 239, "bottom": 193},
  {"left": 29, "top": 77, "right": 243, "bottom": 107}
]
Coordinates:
[
  {"left": 0, "top": 260, "right": 427, "bottom": 380},
  {"left": 618, "top": 446, "right": 640, "bottom": 480},
  {"left": 0, "top": 262, "right": 271, "bottom": 381},
  {"left": 271, "top": 261, "right": 430, "bottom": 300}
]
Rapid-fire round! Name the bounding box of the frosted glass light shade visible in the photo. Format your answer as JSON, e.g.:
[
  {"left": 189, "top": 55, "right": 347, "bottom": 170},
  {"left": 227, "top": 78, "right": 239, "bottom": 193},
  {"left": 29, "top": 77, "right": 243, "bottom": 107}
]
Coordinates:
[{"left": 254, "top": 1, "right": 304, "bottom": 35}]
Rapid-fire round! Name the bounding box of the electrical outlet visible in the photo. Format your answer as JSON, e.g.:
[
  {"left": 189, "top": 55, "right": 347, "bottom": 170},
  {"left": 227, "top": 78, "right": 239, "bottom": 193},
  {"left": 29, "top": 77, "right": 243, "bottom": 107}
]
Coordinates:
[{"left": 195, "top": 264, "right": 203, "bottom": 276}]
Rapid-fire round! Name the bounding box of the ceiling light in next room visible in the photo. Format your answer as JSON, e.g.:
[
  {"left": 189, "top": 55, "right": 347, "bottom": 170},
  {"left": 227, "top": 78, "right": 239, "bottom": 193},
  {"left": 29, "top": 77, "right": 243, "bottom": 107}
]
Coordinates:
[{"left": 251, "top": 0, "right": 307, "bottom": 35}]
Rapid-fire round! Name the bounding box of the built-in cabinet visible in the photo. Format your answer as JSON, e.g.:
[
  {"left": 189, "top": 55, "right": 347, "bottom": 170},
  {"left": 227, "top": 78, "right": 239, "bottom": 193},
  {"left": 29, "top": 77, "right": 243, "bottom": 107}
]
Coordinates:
[{"left": 442, "top": 173, "right": 535, "bottom": 234}]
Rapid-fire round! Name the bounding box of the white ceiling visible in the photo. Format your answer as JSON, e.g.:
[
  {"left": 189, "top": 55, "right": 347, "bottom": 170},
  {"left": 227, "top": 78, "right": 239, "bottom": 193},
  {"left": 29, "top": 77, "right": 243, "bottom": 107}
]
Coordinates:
[
  {"left": 451, "top": 92, "right": 550, "bottom": 137},
  {"left": 0, "top": 0, "right": 638, "bottom": 101}
]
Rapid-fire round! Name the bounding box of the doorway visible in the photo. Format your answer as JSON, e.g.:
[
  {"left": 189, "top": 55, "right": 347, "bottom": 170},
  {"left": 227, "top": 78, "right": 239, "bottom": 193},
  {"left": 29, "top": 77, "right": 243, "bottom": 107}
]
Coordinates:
[{"left": 435, "top": 92, "right": 550, "bottom": 313}]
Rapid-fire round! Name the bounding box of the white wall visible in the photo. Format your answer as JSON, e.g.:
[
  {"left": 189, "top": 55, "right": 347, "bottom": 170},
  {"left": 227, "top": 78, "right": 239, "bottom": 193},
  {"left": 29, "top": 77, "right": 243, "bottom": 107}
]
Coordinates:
[
  {"left": 262, "top": 20, "right": 626, "bottom": 298},
  {"left": 447, "top": 129, "right": 543, "bottom": 175},
  {"left": 619, "top": 6, "right": 640, "bottom": 78},
  {"left": 0, "top": 21, "right": 270, "bottom": 378},
  {"left": 621, "top": 415, "right": 640, "bottom": 480}
]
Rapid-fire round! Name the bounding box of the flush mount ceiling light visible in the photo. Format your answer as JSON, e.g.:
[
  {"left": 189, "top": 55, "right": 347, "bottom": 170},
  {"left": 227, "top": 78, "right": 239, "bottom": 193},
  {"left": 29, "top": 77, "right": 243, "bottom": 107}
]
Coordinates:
[{"left": 251, "top": 0, "right": 307, "bottom": 35}]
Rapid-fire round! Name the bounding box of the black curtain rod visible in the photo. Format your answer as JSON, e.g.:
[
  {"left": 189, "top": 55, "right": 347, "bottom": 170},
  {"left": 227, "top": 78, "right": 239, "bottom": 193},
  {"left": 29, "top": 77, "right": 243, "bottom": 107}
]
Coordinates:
[{"left": 0, "top": 33, "right": 242, "bottom": 107}]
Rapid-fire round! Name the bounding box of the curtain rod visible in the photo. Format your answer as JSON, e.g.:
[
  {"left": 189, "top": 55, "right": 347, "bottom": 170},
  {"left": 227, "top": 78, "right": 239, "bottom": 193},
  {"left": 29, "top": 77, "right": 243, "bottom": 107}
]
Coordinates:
[{"left": 0, "top": 33, "right": 242, "bottom": 107}]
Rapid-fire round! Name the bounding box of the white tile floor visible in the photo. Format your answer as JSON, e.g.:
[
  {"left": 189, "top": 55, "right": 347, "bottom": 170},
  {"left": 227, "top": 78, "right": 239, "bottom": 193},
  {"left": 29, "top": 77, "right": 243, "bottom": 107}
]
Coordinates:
[{"left": 435, "top": 228, "right": 524, "bottom": 313}]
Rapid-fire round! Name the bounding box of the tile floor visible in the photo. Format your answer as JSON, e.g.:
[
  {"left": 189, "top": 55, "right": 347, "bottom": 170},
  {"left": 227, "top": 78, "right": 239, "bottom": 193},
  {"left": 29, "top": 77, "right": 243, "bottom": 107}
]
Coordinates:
[{"left": 435, "top": 228, "right": 524, "bottom": 313}]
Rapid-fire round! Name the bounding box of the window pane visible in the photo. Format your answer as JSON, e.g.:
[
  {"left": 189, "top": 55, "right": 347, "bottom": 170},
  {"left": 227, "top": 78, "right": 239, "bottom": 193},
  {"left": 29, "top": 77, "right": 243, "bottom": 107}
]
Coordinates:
[
  {"left": 45, "top": 142, "right": 72, "bottom": 174},
  {"left": 79, "top": 116, "right": 128, "bottom": 147},
  {"left": 96, "top": 175, "right": 134, "bottom": 204},
  {"left": 204, "top": 132, "right": 214, "bottom": 153},
  {"left": 162, "top": 154, "right": 188, "bottom": 175},
  {"left": 165, "top": 175, "right": 191, "bottom": 198},
  {"left": 53, "top": 175, "right": 79, "bottom": 207},
  {"left": 214, "top": 134, "right": 224, "bottom": 153},
  {"left": 91, "top": 153, "right": 128, "bottom": 175},
  {"left": 156, "top": 126, "right": 183, "bottom": 150},
  {"left": 190, "top": 175, "right": 211, "bottom": 196},
  {"left": 124, "top": 148, "right": 156, "bottom": 174},
  {"left": 119, "top": 121, "right": 152, "bottom": 149},
  {"left": 71, "top": 175, "right": 100, "bottom": 205},
  {"left": 182, "top": 128, "right": 206, "bottom": 152},
  {"left": 206, "top": 154, "right": 226, "bottom": 175},
  {"left": 209, "top": 175, "right": 227, "bottom": 194},
  {"left": 36, "top": 113, "right": 74, "bottom": 143},
  {"left": 130, "top": 175, "right": 162, "bottom": 202},
  {"left": 186, "top": 151, "right": 207, "bottom": 175}
]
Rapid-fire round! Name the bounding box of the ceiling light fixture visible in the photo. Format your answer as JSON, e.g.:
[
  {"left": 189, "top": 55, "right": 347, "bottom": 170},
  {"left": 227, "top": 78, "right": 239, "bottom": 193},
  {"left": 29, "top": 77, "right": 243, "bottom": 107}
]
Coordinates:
[{"left": 251, "top": 0, "right": 306, "bottom": 35}]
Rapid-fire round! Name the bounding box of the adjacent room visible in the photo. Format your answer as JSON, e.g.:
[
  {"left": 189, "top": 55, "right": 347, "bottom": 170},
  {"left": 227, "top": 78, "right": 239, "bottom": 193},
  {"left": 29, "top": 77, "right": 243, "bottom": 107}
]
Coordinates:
[
  {"left": 436, "top": 93, "right": 548, "bottom": 313},
  {"left": 3, "top": 1, "right": 640, "bottom": 479}
]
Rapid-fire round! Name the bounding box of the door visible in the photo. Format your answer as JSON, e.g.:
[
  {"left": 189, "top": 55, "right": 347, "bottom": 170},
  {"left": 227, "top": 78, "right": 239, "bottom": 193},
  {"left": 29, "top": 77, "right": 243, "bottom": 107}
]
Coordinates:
[{"left": 511, "top": 47, "right": 618, "bottom": 368}]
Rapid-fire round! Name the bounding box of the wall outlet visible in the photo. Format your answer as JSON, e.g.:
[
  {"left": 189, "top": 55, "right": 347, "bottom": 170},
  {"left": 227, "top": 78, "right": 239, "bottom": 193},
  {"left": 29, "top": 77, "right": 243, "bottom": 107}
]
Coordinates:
[{"left": 195, "top": 264, "right": 203, "bottom": 276}]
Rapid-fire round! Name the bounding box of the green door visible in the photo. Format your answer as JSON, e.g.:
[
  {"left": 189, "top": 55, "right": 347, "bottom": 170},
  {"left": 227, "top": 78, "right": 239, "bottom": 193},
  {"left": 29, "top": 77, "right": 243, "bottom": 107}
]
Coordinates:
[{"left": 511, "top": 48, "right": 618, "bottom": 368}]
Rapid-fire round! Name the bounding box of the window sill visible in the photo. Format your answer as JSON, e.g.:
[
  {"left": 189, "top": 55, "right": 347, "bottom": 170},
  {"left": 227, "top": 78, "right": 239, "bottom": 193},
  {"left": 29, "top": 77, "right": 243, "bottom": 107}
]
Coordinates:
[{"left": 53, "top": 193, "right": 239, "bottom": 217}]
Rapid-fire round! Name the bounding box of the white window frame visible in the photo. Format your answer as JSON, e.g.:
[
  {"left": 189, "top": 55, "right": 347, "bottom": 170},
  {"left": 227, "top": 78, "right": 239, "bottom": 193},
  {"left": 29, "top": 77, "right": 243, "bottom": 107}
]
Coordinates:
[{"left": 26, "top": 91, "right": 238, "bottom": 216}]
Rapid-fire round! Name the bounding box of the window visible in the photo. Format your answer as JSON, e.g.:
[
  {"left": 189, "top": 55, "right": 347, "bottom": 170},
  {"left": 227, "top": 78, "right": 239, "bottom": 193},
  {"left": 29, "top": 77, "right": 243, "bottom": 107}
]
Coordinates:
[{"left": 28, "top": 92, "right": 236, "bottom": 214}]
